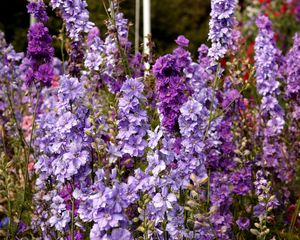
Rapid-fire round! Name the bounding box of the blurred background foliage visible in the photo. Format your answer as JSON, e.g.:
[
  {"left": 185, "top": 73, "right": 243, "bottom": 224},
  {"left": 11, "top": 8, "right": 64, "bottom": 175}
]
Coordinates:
[
  {"left": 0, "top": 0, "right": 211, "bottom": 56},
  {"left": 0, "top": 0, "right": 299, "bottom": 58}
]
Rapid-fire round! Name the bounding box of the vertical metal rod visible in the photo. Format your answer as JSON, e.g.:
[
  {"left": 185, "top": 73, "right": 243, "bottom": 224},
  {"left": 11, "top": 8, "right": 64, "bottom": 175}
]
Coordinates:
[
  {"left": 143, "top": 0, "right": 151, "bottom": 55},
  {"left": 143, "top": 0, "right": 151, "bottom": 75},
  {"left": 135, "top": 0, "right": 140, "bottom": 54},
  {"left": 30, "top": 15, "right": 36, "bottom": 27}
]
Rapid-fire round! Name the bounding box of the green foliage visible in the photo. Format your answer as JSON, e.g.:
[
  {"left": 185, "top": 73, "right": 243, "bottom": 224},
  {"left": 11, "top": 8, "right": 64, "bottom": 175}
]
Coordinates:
[{"left": 0, "top": 0, "right": 211, "bottom": 55}]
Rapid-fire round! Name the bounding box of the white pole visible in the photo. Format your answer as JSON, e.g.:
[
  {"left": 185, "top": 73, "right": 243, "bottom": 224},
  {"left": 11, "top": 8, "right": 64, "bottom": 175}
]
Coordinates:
[
  {"left": 135, "top": 0, "right": 140, "bottom": 54},
  {"left": 30, "top": 15, "right": 36, "bottom": 27},
  {"left": 143, "top": 0, "right": 151, "bottom": 74},
  {"left": 143, "top": 0, "right": 151, "bottom": 55}
]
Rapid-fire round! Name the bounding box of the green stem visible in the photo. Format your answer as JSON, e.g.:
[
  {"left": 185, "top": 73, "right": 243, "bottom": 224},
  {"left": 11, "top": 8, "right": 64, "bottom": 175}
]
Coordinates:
[
  {"left": 207, "top": 168, "right": 211, "bottom": 208},
  {"left": 15, "top": 87, "right": 42, "bottom": 237},
  {"left": 143, "top": 206, "right": 148, "bottom": 240},
  {"left": 25, "top": 88, "right": 42, "bottom": 187},
  {"left": 4, "top": 169, "right": 12, "bottom": 239},
  {"left": 4, "top": 78, "right": 28, "bottom": 149},
  {"left": 0, "top": 125, "right": 11, "bottom": 238},
  {"left": 104, "top": 0, "right": 132, "bottom": 77},
  {"left": 208, "top": 219, "right": 218, "bottom": 240},
  {"left": 71, "top": 187, "right": 75, "bottom": 240},
  {"left": 289, "top": 197, "right": 300, "bottom": 233},
  {"left": 203, "top": 66, "right": 219, "bottom": 141},
  {"left": 60, "top": 24, "right": 65, "bottom": 74}
]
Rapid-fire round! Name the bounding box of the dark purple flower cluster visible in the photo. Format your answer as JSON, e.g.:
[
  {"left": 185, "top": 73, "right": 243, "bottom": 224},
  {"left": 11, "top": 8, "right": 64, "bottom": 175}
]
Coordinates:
[
  {"left": 153, "top": 38, "right": 192, "bottom": 132},
  {"left": 67, "top": 40, "right": 85, "bottom": 77},
  {"left": 22, "top": 22, "right": 54, "bottom": 86}
]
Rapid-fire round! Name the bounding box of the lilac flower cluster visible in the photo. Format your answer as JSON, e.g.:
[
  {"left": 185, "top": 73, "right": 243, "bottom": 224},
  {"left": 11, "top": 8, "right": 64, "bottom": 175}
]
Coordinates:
[
  {"left": 84, "top": 8, "right": 137, "bottom": 93},
  {"left": 178, "top": 87, "right": 221, "bottom": 184},
  {"left": 102, "top": 9, "right": 132, "bottom": 92},
  {"left": 208, "top": 0, "right": 238, "bottom": 60},
  {"left": 286, "top": 33, "right": 300, "bottom": 110},
  {"left": 255, "top": 15, "right": 285, "bottom": 136},
  {"left": 0, "top": 31, "right": 24, "bottom": 143},
  {"left": 254, "top": 15, "right": 291, "bottom": 188},
  {"left": 3, "top": 0, "right": 300, "bottom": 239},
  {"left": 116, "top": 77, "right": 149, "bottom": 157},
  {"left": 32, "top": 75, "right": 91, "bottom": 238},
  {"left": 74, "top": 169, "right": 135, "bottom": 239},
  {"left": 84, "top": 27, "right": 105, "bottom": 73},
  {"left": 35, "top": 75, "right": 90, "bottom": 187},
  {"left": 50, "top": 0, "right": 94, "bottom": 41}
]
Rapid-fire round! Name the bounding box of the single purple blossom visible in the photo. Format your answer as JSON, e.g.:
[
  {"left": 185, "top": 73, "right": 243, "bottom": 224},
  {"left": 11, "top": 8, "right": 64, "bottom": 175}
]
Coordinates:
[
  {"left": 236, "top": 217, "right": 250, "bottom": 230},
  {"left": 175, "top": 35, "right": 189, "bottom": 47}
]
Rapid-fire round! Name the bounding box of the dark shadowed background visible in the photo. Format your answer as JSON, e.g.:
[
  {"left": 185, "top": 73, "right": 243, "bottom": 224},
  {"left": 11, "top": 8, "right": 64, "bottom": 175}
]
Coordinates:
[{"left": 0, "top": 0, "right": 211, "bottom": 55}]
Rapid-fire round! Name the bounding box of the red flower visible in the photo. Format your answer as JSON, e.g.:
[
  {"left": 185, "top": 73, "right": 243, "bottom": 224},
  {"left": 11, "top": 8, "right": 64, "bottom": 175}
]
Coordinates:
[
  {"left": 259, "top": 0, "right": 270, "bottom": 4},
  {"left": 220, "top": 58, "right": 227, "bottom": 68},
  {"left": 287, "top": 204, "right": 300, "bottom": 228},
  {"left": 243, "top": 72, "right": 249, "bottom": 81},
  {"left": 280, "top": 4, "right": 287, "bottom": 14}
]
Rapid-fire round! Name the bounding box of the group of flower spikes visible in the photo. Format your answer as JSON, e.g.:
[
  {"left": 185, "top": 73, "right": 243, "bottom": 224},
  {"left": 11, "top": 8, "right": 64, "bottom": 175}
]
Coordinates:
[{"left": 0, "top": 0, "right": 299, "bottom": 239}]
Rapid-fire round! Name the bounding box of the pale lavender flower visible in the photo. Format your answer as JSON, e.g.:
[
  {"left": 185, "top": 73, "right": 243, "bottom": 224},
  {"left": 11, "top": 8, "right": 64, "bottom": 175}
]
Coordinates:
[
  {"left": 147, "top": 126, "right": 163, "bottom": 149},
  {"left": 117, "top": 77, "right": 149, "bottom": 158}
]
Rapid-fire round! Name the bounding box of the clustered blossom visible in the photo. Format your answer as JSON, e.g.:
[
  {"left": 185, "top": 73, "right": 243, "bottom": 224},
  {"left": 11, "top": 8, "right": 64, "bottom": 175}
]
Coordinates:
[
  {"left": 85, "top": 7, "right": 137, "bottom": 93},
  {"left": 50, "top": 0, "right": 94, "bottom": 41},
  {"left": 254, "top": 15, "right": 291, "bottom": 186},
  {"left": 116, "top": 77, "right": 149, "bottom": 157},
  {"left": 67, "top": 40, "right": 85, "bottom": 77},
  {"left": 74, "top": 169, "right": 136, "bottom": 240},
  {"left": 153, "top": 37, "right": 192, "bottom": 132},
  {"left": 178, "top": 87, "right": 220, "bottom": 184},
  {"left": 2, "top": 0, "right": 300, "bottom": 239},
  {"left": 84, "top": 27, "right": 105, "bottom": 73},
  {"left": 21, "top": 22, "right": 54, "bottom": 86},
  {"left": 35, "top": 75, "right": 90, "bottom": 186},
  {"left": 255, "top": 15, "right": 285, "bottom": 136},
  {"left": 208, "top": 0, "right": 238, "bottom": 60},
  {"left": 286, "top": 33, "right": 300, "bottom": 106},
  {"left": 0, "top": 31, "right": 24, "bottom": 143},
  {"left": 31, "top": 75, "right": 91, "bottom": 239},
  {"left": 102, "top": 9, "right": 132, "bottom": 93},
  {"left": 27, "top": 0, "right": 48, "bottom": 22},
  {"left": 253, "top": 170, "right": 279, "bottom": 219}
]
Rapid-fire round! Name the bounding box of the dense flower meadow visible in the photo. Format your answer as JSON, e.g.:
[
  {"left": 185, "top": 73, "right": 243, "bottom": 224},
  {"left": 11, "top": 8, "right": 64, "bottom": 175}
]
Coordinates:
[{"left": 0, "top": 0, "right": 300, "bottom": 239}]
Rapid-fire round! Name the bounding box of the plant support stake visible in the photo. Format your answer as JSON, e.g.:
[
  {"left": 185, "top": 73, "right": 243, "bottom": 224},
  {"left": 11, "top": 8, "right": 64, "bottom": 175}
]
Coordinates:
[{"left": 143, "top": 0, "right": 151, "bottom": 75}]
